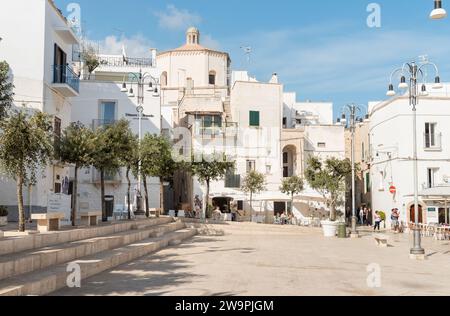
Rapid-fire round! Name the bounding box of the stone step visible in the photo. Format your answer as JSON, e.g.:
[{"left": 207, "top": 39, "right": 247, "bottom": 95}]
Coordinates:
[
  {"left": 0, "top": 228, "right": 197, "bottom": 296},
  {"left": 0, "top": 221, "right": 185, "bottom": 281},
  {"left": 0, "top": 217, "right": 174, "bottom": 256}
]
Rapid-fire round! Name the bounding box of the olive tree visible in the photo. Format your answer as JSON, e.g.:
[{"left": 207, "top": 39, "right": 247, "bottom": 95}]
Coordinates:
[
  {"left": 0, "top": 111, "right": 53, "bottom": 232},
  {"left": 0, "top": 61, "right": 14, "bottom": 120},
  {"left": 59, "top": 122, "right": 95, "bottom": 226},
  {"left": 305, "top": 156, "right": 352, "bottom": 221},
  {"left": 280, "top": 176, "right": 304, "bottom": 216},
  {"left": 241, "top": 170, "right": 266, "bottom": 218}
]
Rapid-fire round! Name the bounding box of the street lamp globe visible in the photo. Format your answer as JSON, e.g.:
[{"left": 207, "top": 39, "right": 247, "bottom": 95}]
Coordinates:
[
  {"left": 431, "top": 0, "right": 447, "bottom": 19},
  {"left": 433, "top": 76, "right": 444, "bottom": 89},
  {"left": 121, "top": 82, "right": 128, "bottom": 93},
  {"left": 386, "top": 84, "right": 396, "bottom": 97},
  {"left": 146, "top": 82, "right": 154, "bottom": 92},
  {"left": 399, "top": 76, "right": 409, "bottom": 89},
  {"left": 128, "top": 87, "right": 135, "bottom": 98},
  {"left": 421, "top": 84, "right": 429, "bottom": 96}
]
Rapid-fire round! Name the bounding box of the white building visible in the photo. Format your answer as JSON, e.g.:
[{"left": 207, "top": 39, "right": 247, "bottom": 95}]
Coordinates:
[
  {"left": 369, "top": 85, "right": 450, "bottom": 226},
  {"left": 70, "top": 50, "right": 162, "bottom": 217},
  {"left": 0, "top": 0, "right": 80, "bottom": 220}
]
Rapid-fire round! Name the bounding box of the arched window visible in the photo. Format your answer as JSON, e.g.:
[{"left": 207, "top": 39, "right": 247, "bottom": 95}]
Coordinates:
[
  {"left": 209, "top": 70, "right": 216, "bottom": 85},
  {"left": 160, "top": 71, "right": 168, "bottom": 87}
]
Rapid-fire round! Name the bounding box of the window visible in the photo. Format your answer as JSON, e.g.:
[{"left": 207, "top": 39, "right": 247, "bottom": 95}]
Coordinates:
[
  {"left": 195, "top": 115, "right": 222, "bottom": 138},
  {"left": 53, "top": 44, "right": 67, "bottom": 84},
  {"left": 282, "top": 117, "right": 287, "bottom": 128},
  {"left": 425, "top": 123, "right": 438, "bottom": 149},
  {"left": 283, "top": 152, "right": 289, "bottom": 164},
  {"left": 317, "top": 142, "right": 326, "bottom": 148},
  {"left": 160, "top": 72, "right": 168, "bottom": 87},
  {"left": 246, "top": 160, "right": 256, "bottom": 173},
  {"left": 225, "top": 168, "right": 241, "bottom": 188},
  {"left": 237, "top": 201, "right": 244, "bottom": 211},
  {"left": 365, "top": 173, "right": 371, "bottom": 194},
  {"left": 427, "top": 168, "right": 439, "bottom": 188},
  {"left": 249, "top": 111, "right": 260, "bottom": 127},
  {"left": 209, "top": 71, "right": 216, "bottom": 85},
  {"left": 100, "top": 101, "right": 116, "bottom": 125}
]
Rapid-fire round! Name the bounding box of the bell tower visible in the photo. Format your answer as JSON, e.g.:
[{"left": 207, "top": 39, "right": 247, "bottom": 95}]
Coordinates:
[{"left": 186, "top": 27, "right": 200, "bottom": 45}]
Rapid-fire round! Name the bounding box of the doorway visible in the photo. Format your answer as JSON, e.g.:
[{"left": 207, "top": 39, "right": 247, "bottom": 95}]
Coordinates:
[
  {"left": 104, "top": 195, "right": 115, "bottom": 219},
  {"left": 409, "top": 204, "right": 424, "bottom": 223}
]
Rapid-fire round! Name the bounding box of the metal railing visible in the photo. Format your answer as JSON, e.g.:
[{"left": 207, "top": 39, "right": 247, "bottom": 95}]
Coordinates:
[
  {"left": 98, "top": 56, "right": 154, "bottom": 68},
  {"left": 92, "top": 119, "right": 117, "bottom": 130},
  {"left": 53, "top": 64, "right": 80, "bottom": 93},
  {"left": 424, "top": 133, "right": 442, "bottom": 150}
]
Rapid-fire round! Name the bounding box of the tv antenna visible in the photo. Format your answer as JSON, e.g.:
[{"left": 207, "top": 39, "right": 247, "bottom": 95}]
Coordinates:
[{"left": 240, "top": 46, "right": 252, "bottom": 64}]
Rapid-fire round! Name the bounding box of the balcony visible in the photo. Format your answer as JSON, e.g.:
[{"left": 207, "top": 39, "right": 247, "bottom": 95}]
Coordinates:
[
  {"left": 52, "top": 65, "right": 80, "bottom": 96},
  {"left": 92, "top": 119, "right": 117, "bottom": 130},
  {"left": 424, "top": 133, "right": 442, "bottom": 151},
  {"left": 98, "top": 56, "right": 154, "bottom": 68}
]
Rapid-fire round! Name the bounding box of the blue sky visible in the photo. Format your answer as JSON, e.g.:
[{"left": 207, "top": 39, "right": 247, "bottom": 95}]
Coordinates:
[{"left": 55, "top": 0, "right": 450, "bottom": 118}]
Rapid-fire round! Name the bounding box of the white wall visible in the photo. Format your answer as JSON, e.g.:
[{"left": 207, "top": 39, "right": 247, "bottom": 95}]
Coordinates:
[{"left": 370, "top": 89, "right": 450, "bottom": 224}]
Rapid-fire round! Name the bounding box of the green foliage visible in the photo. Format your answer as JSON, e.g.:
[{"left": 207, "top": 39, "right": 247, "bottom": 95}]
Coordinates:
[
  {"left": 90, "top": 119, "right": 131, "bottom": 175},
  {"left": 241, "top": 170, "right": 266, "bottom": 195},
  {"left": 305, "top": 156, "right": 352, "bottom": 221},
  {"left": 0, "top": 110, "right": 53, "bottom": 185},
  {"left": 191, "top": 153, "right": 235, "bottom": 185},
  {"left": 0, "top": 206, "right": 8, "bottom": 217},
  {"left": 0, "top": 61, "right": 14, "bottom": 120},
  {"left": 140, "top": 134, "right": 176, "bottom": 180},
  {"left": 81, "top": 45, "right": 100, "bottom": 78},
  {"left": 280, "top": 176, "right": 305, "bottom": 198},
  {"left": 60, "top": 122, "right": 94, "bottom": 169}
]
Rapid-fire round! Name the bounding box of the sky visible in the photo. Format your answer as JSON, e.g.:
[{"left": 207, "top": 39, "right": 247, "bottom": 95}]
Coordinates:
[{"left": 54, "top": 0, "right": 450, "bottom": 118}]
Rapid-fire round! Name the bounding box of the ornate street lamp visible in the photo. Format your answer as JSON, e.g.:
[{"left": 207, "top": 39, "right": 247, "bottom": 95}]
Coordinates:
[
  {"left": 341, "top": 104, "right": 369, "bottom": 239},
  {"left": 386, "top": 59, "right": 443, "bottom": 259},
  {"left": 121, "top": 70, "right": 160, "bottom": 217}
]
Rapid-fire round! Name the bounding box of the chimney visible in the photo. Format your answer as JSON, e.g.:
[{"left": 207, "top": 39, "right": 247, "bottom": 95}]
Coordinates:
[
  {"left": 269, "top": 73, "right": 279, "bottom": 84},
  {"left": 150, "top": 48, "right": 157, "bottom": 67}
]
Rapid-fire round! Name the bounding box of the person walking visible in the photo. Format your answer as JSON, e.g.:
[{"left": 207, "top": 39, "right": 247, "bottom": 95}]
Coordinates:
[
  {"left": 359, "top": 207, "right": 365, "bottom": 225},
  {"left": 367, "top": 208, "right": 373, "bottom": 226},
  {"left": 391, "top": 208, "right": 400, "bottom": 233},
  {"left": 374, "top": 211, "right": 382, "bottom": 231}
]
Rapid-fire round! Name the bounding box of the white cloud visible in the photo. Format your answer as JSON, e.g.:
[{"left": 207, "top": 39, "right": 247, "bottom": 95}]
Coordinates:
[
  {"left": 88, "top": 34, "right": 155, "bottom": 58},
  {"left": 154, "top": 4, "right": 201, "bottom": 31}
]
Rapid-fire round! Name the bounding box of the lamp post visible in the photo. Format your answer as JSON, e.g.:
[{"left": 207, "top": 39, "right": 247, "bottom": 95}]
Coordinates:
[
  {"left": 341, "top": 104, "right": 368, "bottom": 238},
  {"left": 386, "top": 59, "right": 442, "bottom": 259},
  {"left": 431, "top": 0, "right": 447, "bottom": 19},
  {"left": 121, "top": 69, "right": 160, "bottom": 217}
]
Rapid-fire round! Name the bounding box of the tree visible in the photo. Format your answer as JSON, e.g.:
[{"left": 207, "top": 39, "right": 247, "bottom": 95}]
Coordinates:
[
  {"left": 280, "top": 176, "right": 304, "bottom": 216},
  {"left": 59, "top": 122, "right": 95, "bottom": 226},
  {"left": 140, "top": 134, "right": 176, "bottom": 217},
  {"left": 0, "top": 111, "right": 53, "bottom": 232},
  {"left": 90, "top": 119, "right": 131, "bottom": 222},
  {"left": 81, "top": 44, "right": 100, "bottom": 79},
  {"left": 191, "top": 153, "right": 234, "bottom": 219},
  {"left": 305, "top": 156, "right": 352, "bottom": 222},
  {"left": 241, "top": 170, "right": 266, "bottom": 219},
  {"left": 119, "top": 133, "right": 139, "bottom": 220},
  {"left": 0, "top": 61, "right": 14, "bottom": 120}
]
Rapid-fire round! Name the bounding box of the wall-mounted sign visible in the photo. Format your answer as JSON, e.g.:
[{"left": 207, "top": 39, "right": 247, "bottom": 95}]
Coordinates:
[{"left": 389, "top": 185, "right": 397, "bottom": 194}]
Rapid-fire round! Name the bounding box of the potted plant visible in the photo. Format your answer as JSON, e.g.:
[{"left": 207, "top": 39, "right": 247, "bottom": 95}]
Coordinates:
[
  {"left": 0, "top": 206, "right": 8, "bottom": 227},
  {"left": 305, "top": 157, "right": 352, "bottom": 237}
]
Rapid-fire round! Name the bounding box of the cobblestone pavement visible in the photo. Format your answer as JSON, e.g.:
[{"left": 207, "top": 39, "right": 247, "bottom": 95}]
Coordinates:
[{"left": 53, "top": 223, "right": 450, "bottom": 296}]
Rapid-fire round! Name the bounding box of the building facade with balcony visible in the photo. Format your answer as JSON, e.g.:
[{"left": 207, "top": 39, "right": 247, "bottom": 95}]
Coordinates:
[
  {"left": 369, "top": 86, "right": 450, "bottom": 226},
  {"left": 0, "top": 0, "right": 80, "bottom": 220},
  {"left": 70, "top": 48, "right": 162, "bottom": 216}
]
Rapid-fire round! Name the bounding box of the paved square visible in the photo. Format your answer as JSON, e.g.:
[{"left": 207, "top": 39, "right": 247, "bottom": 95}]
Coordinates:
[{"left": 53, "top": 223, "right": 450, "bottom": 296}]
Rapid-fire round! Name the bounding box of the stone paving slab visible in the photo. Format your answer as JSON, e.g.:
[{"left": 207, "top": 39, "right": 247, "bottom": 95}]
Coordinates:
[{"left": 53, "top": 223, "right": 450, "bottom": 296}]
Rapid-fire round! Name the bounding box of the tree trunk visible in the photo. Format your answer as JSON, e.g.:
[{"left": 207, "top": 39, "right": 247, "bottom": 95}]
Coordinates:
[
  {"left": 159, "top": 177, "right": 164, "bottom": 218},
  {"left": 330, "top": 193, "right": 337, "bottom": 222},
  {"left": 71, "top": 165, "right": 78, "bottom": 227},
  {"left": 17, "top": 174, "right": 25, "bottom": 232},
  {"left": 126, "top": 167, "right": 131, "bottom": 220},
  {"left": 143, "top": 175, "right": 149, "bottom": 218},
  {"left": 205, "top": 179, "right": 210, "bottom": 220},
  {"left": 249, "top": 192, "right": 253, "bottom": 222},
  {"left": 101, "top": 169, "right": 106, "bottom": 222}
]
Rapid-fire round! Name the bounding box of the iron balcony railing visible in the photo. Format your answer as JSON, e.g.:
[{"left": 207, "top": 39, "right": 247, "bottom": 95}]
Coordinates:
[
  {"left": 92, "top": 119, "right": 117, "bottom": 130},
  {"left": 98, "top": 56, "right": 154, "bottom": 68},
  {"left": 53, "top": 64, "right": 80, "bottom": 93}
]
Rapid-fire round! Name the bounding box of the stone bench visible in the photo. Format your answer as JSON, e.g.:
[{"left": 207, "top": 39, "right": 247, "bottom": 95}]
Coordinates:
[
  {"left": 80, "top": 211, "right": 102, "bottom": 227},
  {"left": 374, "top": 234, "right": 390, "bottom": 248},
  {"left": 31, "top": 213, "right": 65, "bottom": 233}
]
